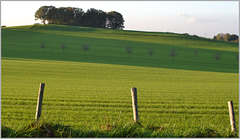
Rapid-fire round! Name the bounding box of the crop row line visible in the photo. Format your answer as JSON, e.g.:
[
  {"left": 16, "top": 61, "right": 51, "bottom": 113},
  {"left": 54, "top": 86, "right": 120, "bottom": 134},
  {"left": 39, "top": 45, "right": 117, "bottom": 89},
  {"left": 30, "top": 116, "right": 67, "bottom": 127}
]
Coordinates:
[
  {"left": 2, "top": 104, "right": 231, "bottom": 115},
  {"left": 2, "top": 100, "right": 237, "bottom": 110}
]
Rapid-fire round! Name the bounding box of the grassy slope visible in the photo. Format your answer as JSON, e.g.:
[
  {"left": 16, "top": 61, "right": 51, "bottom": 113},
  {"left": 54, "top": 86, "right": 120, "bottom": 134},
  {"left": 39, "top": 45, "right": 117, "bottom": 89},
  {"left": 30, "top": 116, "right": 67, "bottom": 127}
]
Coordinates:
[
  {"left": 1, "top": 24, "right": 239, "bottom": 137},
  {"left": 2, "top": 24, "right": 238, "bottom": 73}
]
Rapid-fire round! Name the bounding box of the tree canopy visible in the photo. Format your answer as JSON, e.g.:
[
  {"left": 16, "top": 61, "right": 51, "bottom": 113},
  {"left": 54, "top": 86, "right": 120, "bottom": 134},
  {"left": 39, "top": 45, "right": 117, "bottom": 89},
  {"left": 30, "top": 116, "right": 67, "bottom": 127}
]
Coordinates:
[
  {"left": 213, "top": 33, "right": 239, "bottom": 42},
  {"left": 106, "top": 11, "right": 124, "bottom": 29},
  {"left": 35, "top": 6, "right": 55, "bottom": 24},
  {"left": 35, "top": 6, "right": 124, "bottom": 29}
]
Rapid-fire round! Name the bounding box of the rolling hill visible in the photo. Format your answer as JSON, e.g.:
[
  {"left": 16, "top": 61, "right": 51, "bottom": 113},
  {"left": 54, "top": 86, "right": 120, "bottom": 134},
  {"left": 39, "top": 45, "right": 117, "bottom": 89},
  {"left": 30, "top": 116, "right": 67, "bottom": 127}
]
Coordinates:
[
  {"left": 2, "top": 24, "right": 239, "bottom": 73},
  {"left": 1, "top": 24, "right": 239, "bottom": 137}
]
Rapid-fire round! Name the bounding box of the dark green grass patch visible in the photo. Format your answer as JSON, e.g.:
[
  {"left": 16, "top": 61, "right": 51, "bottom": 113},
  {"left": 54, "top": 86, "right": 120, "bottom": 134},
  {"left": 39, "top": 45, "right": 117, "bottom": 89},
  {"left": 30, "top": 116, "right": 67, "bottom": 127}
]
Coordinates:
[{"left": 2, "top": 121, "right": 238, "bottom": 138}]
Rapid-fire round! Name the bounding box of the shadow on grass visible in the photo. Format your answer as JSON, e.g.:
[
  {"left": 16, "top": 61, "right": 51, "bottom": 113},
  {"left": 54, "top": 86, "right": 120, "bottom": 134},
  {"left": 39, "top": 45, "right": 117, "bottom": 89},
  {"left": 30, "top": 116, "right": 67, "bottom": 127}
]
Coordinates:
[
  {"left": 1, "top": 126, "right": 17, "bottom": 138},
  {"left": 184, "top": 128, "right": 238, "bottom": 138},
  {"left": 1, "top": 122, "right": 239, "bottom": 138},
  {"left": 2, "top": 50, "right": 238, "bottom": 74}
]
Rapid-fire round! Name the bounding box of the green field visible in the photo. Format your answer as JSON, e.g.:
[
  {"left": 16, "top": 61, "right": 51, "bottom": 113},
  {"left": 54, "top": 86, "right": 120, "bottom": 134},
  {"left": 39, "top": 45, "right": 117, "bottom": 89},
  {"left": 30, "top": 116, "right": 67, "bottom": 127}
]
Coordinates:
[{"left": 1, "top": 24, "right": 239, "bottom": 137}]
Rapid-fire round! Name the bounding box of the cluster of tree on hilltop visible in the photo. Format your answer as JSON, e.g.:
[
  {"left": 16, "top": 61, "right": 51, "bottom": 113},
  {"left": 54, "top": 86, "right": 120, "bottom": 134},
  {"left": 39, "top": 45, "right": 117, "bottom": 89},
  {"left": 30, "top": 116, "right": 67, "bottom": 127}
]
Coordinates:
[
  {"left": 35, "top": 6, "right": 124, "bottom": 29},
  {"left": 213, "top": 33, "right": 239, "bottom": 42}
]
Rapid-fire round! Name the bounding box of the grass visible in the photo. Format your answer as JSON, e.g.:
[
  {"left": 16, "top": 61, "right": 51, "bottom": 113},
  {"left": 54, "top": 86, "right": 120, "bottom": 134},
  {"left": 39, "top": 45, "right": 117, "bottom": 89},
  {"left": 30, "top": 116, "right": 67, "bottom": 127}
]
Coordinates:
[
  {"left": 2, "top": 24, "right": 238, "bottom": 73},
  {"left": 1, "top": 24, "right": 239, "bottom": 137},
  {"left": 2, "top": 120, "right": 238, "bottom": 138},
  {"left": 1, "top": 58, "right": 238, "bottom": 137}
]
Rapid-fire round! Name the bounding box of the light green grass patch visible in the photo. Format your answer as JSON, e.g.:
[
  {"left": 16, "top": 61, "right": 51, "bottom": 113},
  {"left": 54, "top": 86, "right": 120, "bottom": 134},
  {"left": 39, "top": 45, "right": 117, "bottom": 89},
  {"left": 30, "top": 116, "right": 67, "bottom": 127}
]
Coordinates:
[{"left": 1, "top": 58, "right": 238, "bottom": 137}]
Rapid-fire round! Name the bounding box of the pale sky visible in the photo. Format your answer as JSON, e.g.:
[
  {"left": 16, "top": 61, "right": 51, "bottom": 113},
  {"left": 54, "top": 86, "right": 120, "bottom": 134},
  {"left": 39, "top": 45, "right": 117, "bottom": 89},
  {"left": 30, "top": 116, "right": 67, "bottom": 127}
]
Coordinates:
[{"left": 1, "top": 1, "right": 239, "bottom": 38}]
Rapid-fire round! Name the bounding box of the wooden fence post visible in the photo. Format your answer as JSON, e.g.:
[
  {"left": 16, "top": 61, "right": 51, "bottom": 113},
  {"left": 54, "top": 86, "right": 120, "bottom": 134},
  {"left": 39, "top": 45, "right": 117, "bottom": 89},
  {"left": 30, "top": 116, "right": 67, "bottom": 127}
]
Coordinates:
[
  {"left": 35, "top": 83, "right": 45, "bottom": 121},
  {"left": 131, "top": 87, "right": 139, "bottom": 123},
  {"left": 228, "top": 101, "right": 237, "bottom": 132}
]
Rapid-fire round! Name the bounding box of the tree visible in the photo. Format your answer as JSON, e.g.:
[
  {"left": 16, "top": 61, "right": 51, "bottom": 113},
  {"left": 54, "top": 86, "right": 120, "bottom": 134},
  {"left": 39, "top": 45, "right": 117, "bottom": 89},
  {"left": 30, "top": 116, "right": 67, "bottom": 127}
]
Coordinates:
[
  {"left": 125, "top": 46, "right": 132, "bottom": 58},
  {"left": 213, "top": 36, "right": 217, "bottom": 40},
  {"left": 193, "top": 50, "right": 199, "bottom": 62},
  {"left": 106, "top": 11, "right": 124, "bottom": 29},
  {"left": 61, "top": 43, "right": 67, "bottom": 54},
  {"left": 50, "top": 7, "right": 75, "bottom": 25},
  {"left": 169, "top": 49, "right": 177, "bottom": 60},
  {"left": 39, "top": 42, "right": 46, "bottom": 52},
  {"left": 83, "top": 8, "right": 107, "bottom": 28},
  {"left": 213, "top": 52, "right": 221, "bottom": 63},
  {"left": 82, "top": 44, "right": 89, "bottom": 55},
  {"left": 147, "top": 48, "right": 154, "bottom": 59},
  {"left": 224, "top": 33, "right": 231, "bottom": 41},
  {"left": 45, "top": 6, "right": 58, "bottom": 24},
  {"left": 35, "top": 6, "right": 55, "bottom": 24},
  {"left": 229, "top": 34, "right": 239, "bottom": 42},
  {"left": 193, "top": 50, "right": 198, "bottom": 57},
  {"left": 54, "top": 7, "right": 67, "bottom": 25},
  {"left": 216, "top": 33, "right": 224, "bottom": 41},
  {"left": 213, "top": 33, "right": 239, "bottom": 42},
  {"left": 73, "top": 8, "right": 85, "bottom": 25}
]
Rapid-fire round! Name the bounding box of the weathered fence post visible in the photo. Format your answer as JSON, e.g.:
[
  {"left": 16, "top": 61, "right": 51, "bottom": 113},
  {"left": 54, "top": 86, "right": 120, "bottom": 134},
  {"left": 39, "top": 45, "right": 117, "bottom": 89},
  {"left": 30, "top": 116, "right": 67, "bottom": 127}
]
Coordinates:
[
  {"left": 35, "top": 83, "right": 45, "bottom": 121},
  {"left": 228, "top": 101, "right": 237, "bottom": 132},
  {"left": 131, "top": 87, "right": 139, "bottom": 123}
]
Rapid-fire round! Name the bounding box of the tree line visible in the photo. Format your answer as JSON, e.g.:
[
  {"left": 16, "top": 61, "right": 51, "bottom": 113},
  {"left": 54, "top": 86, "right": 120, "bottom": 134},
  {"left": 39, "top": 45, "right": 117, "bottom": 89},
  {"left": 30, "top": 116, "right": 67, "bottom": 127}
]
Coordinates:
[
  {"left": 39, "top": 43, "right": 238, "bottom": 64},
  {"left": 35, "top": 6, "right": 124, "bottom": 29},
  {"left": 213, "top": 33, "right": 239, "bottom": 42}
]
